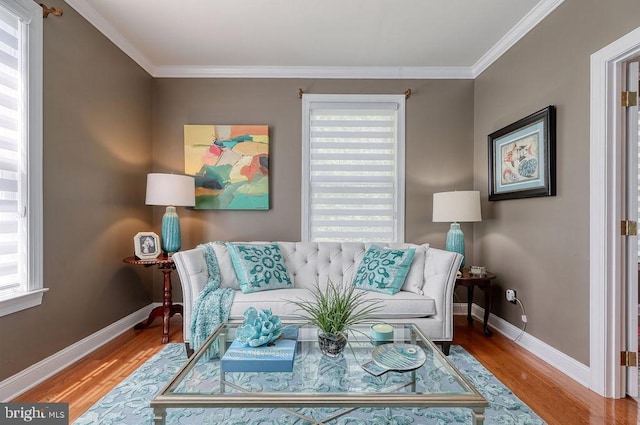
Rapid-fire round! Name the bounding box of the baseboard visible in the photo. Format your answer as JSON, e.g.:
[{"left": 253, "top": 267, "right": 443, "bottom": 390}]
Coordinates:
[
  {"left": 0, "top": 303, "right": 158, "bottom": 402},
  {"left": 454, "top": 302, "right": 591, "bottom": 388}
]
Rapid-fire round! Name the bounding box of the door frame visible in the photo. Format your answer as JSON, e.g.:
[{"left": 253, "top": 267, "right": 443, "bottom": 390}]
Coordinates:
[{"left": 590, "top": 25, "right": 640, "bottom": 398}]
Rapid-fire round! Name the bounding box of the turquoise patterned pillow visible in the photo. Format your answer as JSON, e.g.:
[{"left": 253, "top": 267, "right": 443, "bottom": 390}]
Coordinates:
[
  {"left": 226, "top": 243, "right": 293, "bottom": 293},
  {"left": 352, "top": 246, "right": 416, "bottom": 295}
]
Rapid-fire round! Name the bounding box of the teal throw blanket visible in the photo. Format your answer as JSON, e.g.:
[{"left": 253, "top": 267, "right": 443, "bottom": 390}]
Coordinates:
[{"left": 189, "top": 242, "right": 235, "bottom": 359}]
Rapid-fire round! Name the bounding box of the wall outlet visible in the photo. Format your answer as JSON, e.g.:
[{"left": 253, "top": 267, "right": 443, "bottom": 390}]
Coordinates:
[{"left": 506, "top": 289, "right": 517, "bottom": 303}]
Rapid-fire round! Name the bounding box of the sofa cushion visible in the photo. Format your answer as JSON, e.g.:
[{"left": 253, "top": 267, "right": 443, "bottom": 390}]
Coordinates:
[
  {"left": 352, "top": 246, "right": 415, "bottom": 295},
  {"left": 226, "top": 242, "right": 293, "bottom": 293},
  {"left": 229, "top": 288, "right": 315, "bottom": 320},
  {"left": 228, "top": 288, "right": 436, "bottom": 321},
  {"left": 355, "top": 289, "right": 436, "bottom": 318}
]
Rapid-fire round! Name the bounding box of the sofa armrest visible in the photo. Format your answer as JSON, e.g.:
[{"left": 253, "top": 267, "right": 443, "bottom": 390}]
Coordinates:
[
  {"left": 172, "top": 247, "right": 209, "bottom": 344},
  {"left": 421, "top": 248, "right": 463, "bottom": 340}
]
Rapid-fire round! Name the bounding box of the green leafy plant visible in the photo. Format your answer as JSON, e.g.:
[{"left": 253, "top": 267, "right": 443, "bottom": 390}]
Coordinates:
[{"left": 289, "top": 280, "right": 382, "bottom": 335}]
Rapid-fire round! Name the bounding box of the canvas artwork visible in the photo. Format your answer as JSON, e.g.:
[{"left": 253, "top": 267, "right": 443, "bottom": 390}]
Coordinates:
[{"left": 184, "top": 125, "right": 269, "bottom": 210}]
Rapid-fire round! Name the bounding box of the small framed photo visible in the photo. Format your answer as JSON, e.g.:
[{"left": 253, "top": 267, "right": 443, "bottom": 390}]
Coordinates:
[
  {"left": 134, "top": 232, "right": 161, "bottom": 260},
  {"left": 488, "top": 105, "right": 556, "bottom": 201}
]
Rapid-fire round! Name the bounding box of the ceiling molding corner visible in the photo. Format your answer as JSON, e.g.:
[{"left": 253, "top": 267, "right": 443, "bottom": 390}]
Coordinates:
[
  {"left": 471, "top": 0, "right": 565, "bottom": 78},
  {"left": 63, "top": 0, "right": 157, "bottom": 76}
]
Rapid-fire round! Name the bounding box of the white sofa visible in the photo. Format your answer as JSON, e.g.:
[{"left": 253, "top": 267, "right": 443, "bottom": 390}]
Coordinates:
[{"left": 172, "top": 241, "right": 462, "bottom": 355}]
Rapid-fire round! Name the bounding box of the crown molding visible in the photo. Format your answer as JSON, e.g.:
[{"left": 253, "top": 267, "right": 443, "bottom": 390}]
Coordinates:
[
  {"left": 64, "top": 0, "right": 157, "bottom": 75},
  {"left": 153, "top": 65, "right": 473, "bottom": 79},
  {"left": 66, "top": 0, "right": 563, "bottom": 80},
  {"left": 471, "top": 0, "right": 565, "bottom": 78}
]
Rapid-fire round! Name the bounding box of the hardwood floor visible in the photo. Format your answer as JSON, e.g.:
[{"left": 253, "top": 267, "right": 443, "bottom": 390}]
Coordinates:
[{"left": 12, "top": 315, "right": 640, "bottom": 424}]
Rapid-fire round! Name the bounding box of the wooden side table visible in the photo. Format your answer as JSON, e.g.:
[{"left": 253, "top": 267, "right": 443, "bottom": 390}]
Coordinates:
[
  {"left": 123, "top": 255, "right": 183, "bottom": 344},
  {"left": 455, "top": 268, "right": 497, "bottom": 336}
]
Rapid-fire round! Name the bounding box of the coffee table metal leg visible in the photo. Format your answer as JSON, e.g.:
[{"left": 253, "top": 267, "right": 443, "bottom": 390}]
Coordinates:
[
  {"left": 153, "top": 408, "right": 166, "bottom": 425},
  {"left": 220, "top": 332, "right": 227, "bottom": 393},
  {"left": 471, "top": 407, "right": 485, "bottom": 425}
]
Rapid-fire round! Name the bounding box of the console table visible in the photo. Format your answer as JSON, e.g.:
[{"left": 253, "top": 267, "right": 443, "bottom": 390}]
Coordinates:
[
  {"left": 455, "top": 268, "right": 496, "bottom": 336},
  {"left": 123, "top": 255, "right": 183, "bottom": 343}
]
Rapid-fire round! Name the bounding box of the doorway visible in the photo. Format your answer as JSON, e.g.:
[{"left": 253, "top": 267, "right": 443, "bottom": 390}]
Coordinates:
[
  {"left": 632, "top": 59, "right": 640, "bottom": 399},
  {"left": 590, "top": 25, "right": 640, "bottom": 399}
]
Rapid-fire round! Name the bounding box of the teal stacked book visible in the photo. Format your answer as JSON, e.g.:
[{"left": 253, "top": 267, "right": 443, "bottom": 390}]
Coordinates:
[{"left": 221, "top": 326, "right": 298, "bottom": 373}]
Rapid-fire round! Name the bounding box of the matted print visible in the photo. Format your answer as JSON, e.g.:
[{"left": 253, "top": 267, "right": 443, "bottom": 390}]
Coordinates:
[{"left": 488, "top": 106, "right": 556, "bottom": 201}]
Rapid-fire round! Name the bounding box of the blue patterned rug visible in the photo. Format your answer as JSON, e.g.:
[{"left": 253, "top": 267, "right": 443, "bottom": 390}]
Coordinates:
[{"left": 73, "top": 344, "right": 545, "bottom": 424}]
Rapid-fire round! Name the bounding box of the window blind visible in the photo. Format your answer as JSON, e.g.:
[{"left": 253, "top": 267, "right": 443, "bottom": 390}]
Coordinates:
[
  {"left": 307, "top": 101, "right": 401, "bottom": 242},
  {"left": 0, "top": 6, "right": 22, "bottom": 294}
]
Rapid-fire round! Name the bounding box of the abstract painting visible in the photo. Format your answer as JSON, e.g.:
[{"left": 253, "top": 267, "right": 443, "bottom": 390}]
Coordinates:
[
  {"left": 184, "top": 125, "right": 269, "bottom": 210},
  {"left": 488, "top": 106, "right": 556, "bottom": 201}
]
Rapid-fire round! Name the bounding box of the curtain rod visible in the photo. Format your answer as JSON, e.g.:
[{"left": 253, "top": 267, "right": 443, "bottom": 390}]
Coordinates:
[{"left": 298, "top": 88, "right": 412, "bottom": 99}]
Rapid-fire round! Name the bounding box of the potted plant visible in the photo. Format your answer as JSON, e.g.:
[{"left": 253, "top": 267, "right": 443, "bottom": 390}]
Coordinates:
[{"left": 289, "top": 280, "right": 382, "bottom": 357}]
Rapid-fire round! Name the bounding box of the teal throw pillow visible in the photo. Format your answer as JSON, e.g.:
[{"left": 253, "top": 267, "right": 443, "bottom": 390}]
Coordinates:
[
  {"left": 352, "top": 246, "right": 416, "bottom": 295},
  {"left": 226, "top": 243, "right": 293, "bottom": 293}
]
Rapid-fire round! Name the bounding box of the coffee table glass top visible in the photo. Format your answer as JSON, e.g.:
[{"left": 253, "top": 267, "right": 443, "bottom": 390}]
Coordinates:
[{"left": 152, "top": 323, "right": 487, "bottom": 424}]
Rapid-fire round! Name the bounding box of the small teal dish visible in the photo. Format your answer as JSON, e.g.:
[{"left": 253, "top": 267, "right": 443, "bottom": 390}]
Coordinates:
[{"left": 372, "top": 343, "right": 427, "bottom": 372}]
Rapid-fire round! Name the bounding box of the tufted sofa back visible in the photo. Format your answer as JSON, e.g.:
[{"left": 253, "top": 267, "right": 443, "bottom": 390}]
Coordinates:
[{"left": 206, "top": 241, "right": 429, "bottom": 293}]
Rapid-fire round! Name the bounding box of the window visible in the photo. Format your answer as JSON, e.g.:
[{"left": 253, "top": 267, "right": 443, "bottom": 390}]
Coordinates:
[
  {"left": 301, "top": 94, "right": 405, "bottom": 242},
  {"left": 0, "top": 0, "right": 44, "bottom": 317}
]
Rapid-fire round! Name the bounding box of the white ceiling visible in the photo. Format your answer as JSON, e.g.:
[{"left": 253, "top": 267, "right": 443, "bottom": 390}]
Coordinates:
[{"left": 63, "top": 0, "right": 563, "bottom": 79}]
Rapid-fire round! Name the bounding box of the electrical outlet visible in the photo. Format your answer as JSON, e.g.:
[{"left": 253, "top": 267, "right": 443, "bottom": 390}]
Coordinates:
[{"left": 506, "top": 289, "right": 517, "bottom": 303}]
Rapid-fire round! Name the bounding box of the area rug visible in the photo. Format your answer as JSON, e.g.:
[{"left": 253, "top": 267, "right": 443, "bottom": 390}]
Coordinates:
[{"left": 73, "top": 344, "right": 545, "bottom": 424}]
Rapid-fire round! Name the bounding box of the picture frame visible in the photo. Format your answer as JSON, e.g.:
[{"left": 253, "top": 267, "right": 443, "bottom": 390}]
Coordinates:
[
  {"left": 488, "top": 105, "right": 556, "bottom": 201},
  {"left": 133, "top": 232, "right": 161, "bottom": 260}
]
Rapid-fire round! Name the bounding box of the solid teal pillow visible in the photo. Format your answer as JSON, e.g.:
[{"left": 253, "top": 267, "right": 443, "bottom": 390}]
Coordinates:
[
  {"left": 352, "top": 246, "right": 416, "bottom": 295},
  {"left": 226, "top": 243, "right": 293, "bottom": 293}
]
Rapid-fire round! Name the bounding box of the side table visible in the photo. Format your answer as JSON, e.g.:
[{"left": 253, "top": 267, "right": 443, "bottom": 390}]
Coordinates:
[
  {"left": 123, "top": 255, "right": 183, "bottom": 344},
  {"left": 455, "top": 268, "right": 497, "bottom": 336}
]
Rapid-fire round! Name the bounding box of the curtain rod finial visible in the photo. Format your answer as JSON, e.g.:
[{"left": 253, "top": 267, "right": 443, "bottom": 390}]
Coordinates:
[
  {"left": 405, "top": 89, "right": 411, "bottom": 99},
  {"left": 298, "top": 88, "right": 304, "bottom": 99},
  {"left": 40, "top": 4, "right": 63, "bottom": 18}
]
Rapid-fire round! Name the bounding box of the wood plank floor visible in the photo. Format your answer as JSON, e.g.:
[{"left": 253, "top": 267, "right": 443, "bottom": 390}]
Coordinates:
[{"left": 12, "top": 315, "right": 640, "bottom": 424}]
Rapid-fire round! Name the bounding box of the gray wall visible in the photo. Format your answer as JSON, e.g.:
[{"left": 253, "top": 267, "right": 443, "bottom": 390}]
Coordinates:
[
  {"left": 0, "top": 0, "right": 153, "bottom": 381},
  {"left": 473, "top": 0, "right": 640, "bottom": 365},
  {"left": 151, "top": 78, "right": 475, "bottom": 300}
]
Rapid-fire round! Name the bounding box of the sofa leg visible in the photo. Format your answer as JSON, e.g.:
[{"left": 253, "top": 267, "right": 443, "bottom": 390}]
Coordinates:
[
  {"left": 440, "top": 341, "right": 451, "bottom": 356},
  {"left": 185, "top": 343, "right": 194, "bottom": 358}
]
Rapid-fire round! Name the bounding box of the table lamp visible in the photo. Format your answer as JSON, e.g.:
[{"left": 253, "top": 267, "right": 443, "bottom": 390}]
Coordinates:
[
  {"left": 145, "top": 173, "right": 195, "bottom": 256},
  {"left": 432, "top": 190, "right": 481, "bottom": 268}
]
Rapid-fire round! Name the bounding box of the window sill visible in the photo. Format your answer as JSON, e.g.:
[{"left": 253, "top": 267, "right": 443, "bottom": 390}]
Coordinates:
[{"left": 0, "top": 288, "right": 49, "bottom": 317}]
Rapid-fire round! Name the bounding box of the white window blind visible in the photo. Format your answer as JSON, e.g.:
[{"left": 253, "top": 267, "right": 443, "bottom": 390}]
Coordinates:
[
  {"left": 302, "top": 94, "right": 405, "bottom": 242},
  {"left": 0, "top": 0, "right": 44, "bottom": 317},
  {"left": 0, "top": 6, "right": 22, "bottom": 294}
]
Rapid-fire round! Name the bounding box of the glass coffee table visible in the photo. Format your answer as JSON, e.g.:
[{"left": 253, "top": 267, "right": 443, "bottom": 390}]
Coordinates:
[{"left": 151, "top": 323, "right": 487, "bottom": 424}]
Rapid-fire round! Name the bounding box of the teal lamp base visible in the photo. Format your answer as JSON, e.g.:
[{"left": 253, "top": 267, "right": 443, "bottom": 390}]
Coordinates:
[
  {"left": 445, "top": 222, "right": 465, "bottom": 268},
  {"left": 161, "top": 206, "right": 181, "bottom": 255}
]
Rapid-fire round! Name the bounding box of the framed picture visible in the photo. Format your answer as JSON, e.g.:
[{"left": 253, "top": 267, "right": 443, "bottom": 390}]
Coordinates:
[
  {"left": 134, "top": 232, "right": 161, "bottom": 260},
  {"left": 488, "top": 105, "right": 556, "bottom": 201}
]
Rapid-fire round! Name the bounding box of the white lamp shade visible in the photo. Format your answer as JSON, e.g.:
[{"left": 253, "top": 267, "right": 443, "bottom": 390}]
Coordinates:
[
  {"left": 432, "top": 191, "right": 481, "bottom": 223},
  {"left": 145, "top": 173, "right": 196, "bottom": 207}
]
